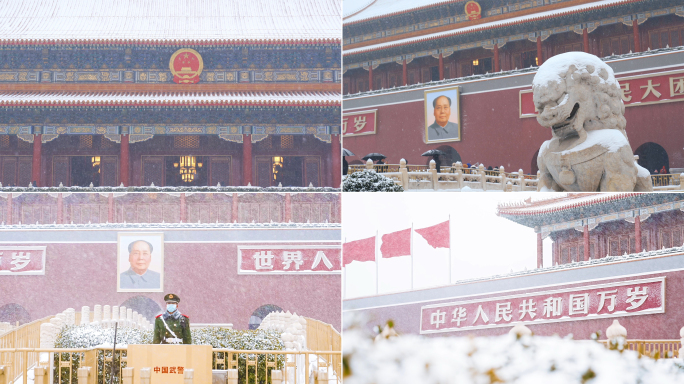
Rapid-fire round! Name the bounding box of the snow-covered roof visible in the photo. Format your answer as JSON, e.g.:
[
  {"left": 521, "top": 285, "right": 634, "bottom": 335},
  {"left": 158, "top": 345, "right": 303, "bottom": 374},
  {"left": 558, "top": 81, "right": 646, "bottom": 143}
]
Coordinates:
[
  {"left": 0, "top": 0, "right": 341, "bottom": 41},
  {"left": 0, "top": 91, "right": 341, "bottom": 107},
  {"left": 0, "top": 222, "right": 342, "bottom": 230},
  {"left": 496, "top": 193, "right": 634, "bottom": 217},
  {"left": 343, "top": 0, "right": 454, "bottom": 24},
  {"left": 344, "top": 0, "right": 632, "bottom": 56}
]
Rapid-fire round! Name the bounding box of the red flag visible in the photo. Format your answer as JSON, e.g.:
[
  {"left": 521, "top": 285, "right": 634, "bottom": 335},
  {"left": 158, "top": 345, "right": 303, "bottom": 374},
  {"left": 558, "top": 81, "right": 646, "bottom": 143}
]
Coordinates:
[
  {"left": 380, "top": 228, "right": 411, "bottom": 258},
  {"left": 343, "top": 236, "right": 375, "bottom": 266},
  {"left": 415, "top": 220, "right": 450, "bottom": 249}
]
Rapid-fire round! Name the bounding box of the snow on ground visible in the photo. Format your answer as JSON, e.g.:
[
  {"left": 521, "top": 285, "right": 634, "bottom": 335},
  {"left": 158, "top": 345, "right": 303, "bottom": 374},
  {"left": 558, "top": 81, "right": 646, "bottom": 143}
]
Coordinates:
[{"left": 344, "top": 329, "right": 684, "bottom": 384}]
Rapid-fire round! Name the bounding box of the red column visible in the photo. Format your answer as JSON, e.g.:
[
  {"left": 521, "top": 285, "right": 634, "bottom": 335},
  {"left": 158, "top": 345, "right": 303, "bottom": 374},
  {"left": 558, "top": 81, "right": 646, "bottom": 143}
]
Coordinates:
[
  {"left": 536, "top": 233, "right": 543, "bottom": 268},
  {"left": 285, "top": 193, "right": 292, "bottom": 223},
  {"left": 242, "top": 134, "right": 252, "bottom": 185},
  {"left": 331, "top": 134, "right": 341, "bottom": 187},
  {"left": 32, "top": 134, "right": 42, "bottom": 187},
  {"left": 635, "top": 215, "right": 642, "bottom": 252},
  {"left": 632, "top": 20, "right": 641, "bottom": 52},
  {"left": 180, "top": 193, "right": 187, "bottom": 223},
  {"left": 57, "top": 193, "right": 64, "bottom": 224},
  {"left": 493, "top": 44, "right": 500, "bottom": 72},
  {"left": 583, "top": 28, "right": 590, "bottom": 53},
  {"left": 232, "top": 193, "right": 239, "bottom": 222},
  {"left": 368, "top": 65, "right": 374, "bottom": 91},
  {"left": 120, "top": 134, "right": 130, "bottom": 187},
  {"left": 438, "top": 53, "right": 444, "bottom": 80},
  {"left": 536, "top": 36, "right": 543, "bottom": 66},
  {"left": 108, "top": 193, "right": 114, "bottom": 223},
  {"left": 6, "top": 193, "right": 12, "bottom": 225},
  {"left": 338, "top": 193, "right": 342, "bottom": 223},
  {"left": 583, "top": 224, "right": 590, "bottom": 261},
  {"left": 402, "top": 59, "right": 407, "bottom": 86}
]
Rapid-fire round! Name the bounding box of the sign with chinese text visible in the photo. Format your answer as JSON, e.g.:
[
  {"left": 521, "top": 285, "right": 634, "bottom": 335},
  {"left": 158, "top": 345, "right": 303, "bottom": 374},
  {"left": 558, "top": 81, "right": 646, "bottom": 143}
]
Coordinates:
[
  {"left": 420, "top": 277, "right": 664, "bottom": 334},
  {"left": 238, "top": 245, "right": 341, "bottom": 274},
  {"left": 519, "top": 69, "right": 684, "bottom": 118},
  {"left": 343, "top": 110, "right": 377, "bottom": 137},
  {"left": 127, "top": 344, "right": 212, "bottom": 384},
  {"left": 0, "top": 246, "right": 46, "bottom": 275}
]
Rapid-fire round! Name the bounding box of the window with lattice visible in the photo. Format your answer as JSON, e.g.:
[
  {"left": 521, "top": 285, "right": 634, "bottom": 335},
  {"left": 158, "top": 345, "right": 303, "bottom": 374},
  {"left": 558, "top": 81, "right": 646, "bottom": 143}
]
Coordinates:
[
  {"left": 281, "top": 135, "right": 294, "bottom": 149},
  {"left": 0, "top": 136, "right": 8, "bottom": 148},
  {"left": 17, "top": 138, "right": 30, "bottom": 148},
  {"left": 79, "top": 135, "right": 93, "bottom": 148},
  {"left": 174, "top": 136, "right": 200, "bottom": 148},
  {"left": 100, "top": 136, "right": 115, "bottom": 148}
]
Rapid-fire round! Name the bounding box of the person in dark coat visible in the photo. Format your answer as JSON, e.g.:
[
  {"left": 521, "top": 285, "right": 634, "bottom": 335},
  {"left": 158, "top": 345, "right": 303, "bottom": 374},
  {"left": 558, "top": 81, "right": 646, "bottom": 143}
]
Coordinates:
[
  {"left": 433, "top": 155, "right": 441, "bottom": 173},
  {"left": 343, "top": 157, "right": 349, "bottom": 175}
]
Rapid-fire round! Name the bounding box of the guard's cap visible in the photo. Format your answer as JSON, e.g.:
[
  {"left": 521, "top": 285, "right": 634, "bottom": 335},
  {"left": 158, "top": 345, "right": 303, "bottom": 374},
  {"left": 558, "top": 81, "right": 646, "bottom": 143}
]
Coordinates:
[{"left": 164, "top": 293, "right": 180, "bottom": 303}]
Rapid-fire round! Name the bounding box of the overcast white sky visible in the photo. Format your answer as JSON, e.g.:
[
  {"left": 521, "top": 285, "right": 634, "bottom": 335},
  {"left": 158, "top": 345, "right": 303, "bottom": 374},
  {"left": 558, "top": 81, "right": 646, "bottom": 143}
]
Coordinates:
[{"left": 342, "top": 193, "right": 560, "bottom": 299}]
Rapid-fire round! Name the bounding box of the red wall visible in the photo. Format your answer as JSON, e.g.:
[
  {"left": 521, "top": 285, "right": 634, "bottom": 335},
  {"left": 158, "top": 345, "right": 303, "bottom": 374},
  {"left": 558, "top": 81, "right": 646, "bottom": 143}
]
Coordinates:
[
  {"left": 344, "top": 70, "right": 684, "bottom": 173},
  {"left": 0, "top": 241, "right": 341, "bottom": 331}
]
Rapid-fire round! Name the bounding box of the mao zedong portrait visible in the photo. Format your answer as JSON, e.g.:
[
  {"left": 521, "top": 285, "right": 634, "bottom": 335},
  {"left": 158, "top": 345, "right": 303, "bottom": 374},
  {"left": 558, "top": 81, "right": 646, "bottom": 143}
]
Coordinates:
[
  {"left": 120, "top": 240, "right": 160, "bottom": 289},
  {"left": 427, "top": 95, "right": 459, "bottom": 141}
]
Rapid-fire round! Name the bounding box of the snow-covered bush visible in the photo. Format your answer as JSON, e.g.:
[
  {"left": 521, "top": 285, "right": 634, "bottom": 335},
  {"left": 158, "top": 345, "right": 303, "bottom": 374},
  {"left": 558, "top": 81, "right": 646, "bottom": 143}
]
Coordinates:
[
  {"left": 54, "top": 325, "right": 284, "bottom": 384},
  {"left": 344, "top": 328, "right": 684, "bottom": 383},
  {"left": 343, "top": 170, "right": 404, "bottom": 192}
]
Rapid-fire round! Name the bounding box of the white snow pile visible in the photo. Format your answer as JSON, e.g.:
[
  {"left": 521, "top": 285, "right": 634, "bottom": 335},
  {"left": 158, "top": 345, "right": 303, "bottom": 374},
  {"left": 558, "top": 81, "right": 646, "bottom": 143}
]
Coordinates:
[
  {"left": 533, "top": 51, "right": 618, "bottom": 88},
  {"left": 56, "top": 324, "right": 152, "bottom": 348},
  {"left": 343, "top": 170, "right": 404, "bottom": 192},
  {"left": 344, "top": 330, "right": 684, "bottom": 384},
  {"left": 558, "top": 129, "right": 629, "bottom": 155}
]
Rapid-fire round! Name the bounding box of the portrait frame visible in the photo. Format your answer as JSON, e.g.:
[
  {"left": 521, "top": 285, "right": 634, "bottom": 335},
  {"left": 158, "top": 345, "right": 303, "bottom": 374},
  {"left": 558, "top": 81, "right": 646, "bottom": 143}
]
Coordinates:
[
  {"left": 117, "top": 232, "right": 164, "bottom": 292},
  {"left": 424, "top": 86, "right": 461, "bottom": 143}
]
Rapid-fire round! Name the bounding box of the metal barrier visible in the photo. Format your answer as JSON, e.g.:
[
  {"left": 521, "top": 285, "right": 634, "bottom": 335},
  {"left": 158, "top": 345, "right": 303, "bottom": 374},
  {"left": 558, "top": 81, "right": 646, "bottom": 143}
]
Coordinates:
[
  {"left": 213, "top": 349, "right": 340, "bottom": 384},
  {"left": 0, "top": 347, "right": 339, "bottom": 384},
  {"left": 599, "top": 340, "right": 682, "bottom": 358},
  {"left": 304, "top": 318, "right": 341, "bottom": 380},
  {"left": 0, "top": 316, "right": 54, "bottom": 384}
]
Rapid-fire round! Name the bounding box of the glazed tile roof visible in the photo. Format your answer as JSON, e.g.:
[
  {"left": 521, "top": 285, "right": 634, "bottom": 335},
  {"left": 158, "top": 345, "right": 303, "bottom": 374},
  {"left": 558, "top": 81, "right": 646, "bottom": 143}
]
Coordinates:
[
  {"left": 497, "top": 194, "right": 684, "bottom": 228},
  {"left": 0, "top": 91, "right": 341, "bottom": 107},
  {"left": 0, "top": 0, "right": 341, "bottom": 41},
  {"left": 344, "top": 0, "right": 633, "bottom": 56},
  {"left": 496, "top": 193, "right": 633, "bottom": 216}
]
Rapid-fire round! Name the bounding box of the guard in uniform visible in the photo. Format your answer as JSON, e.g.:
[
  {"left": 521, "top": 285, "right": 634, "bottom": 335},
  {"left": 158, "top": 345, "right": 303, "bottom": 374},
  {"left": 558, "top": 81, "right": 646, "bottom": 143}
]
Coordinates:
[{"left": 153, "top": 293, "right": 192, "bottom": 344}]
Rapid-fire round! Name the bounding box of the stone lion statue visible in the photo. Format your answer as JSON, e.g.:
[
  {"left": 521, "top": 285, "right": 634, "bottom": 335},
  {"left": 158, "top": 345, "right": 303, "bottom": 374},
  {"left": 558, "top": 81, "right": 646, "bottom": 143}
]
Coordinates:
[{"left": 533, "top": 52, "right": 652, "bottom": 192}]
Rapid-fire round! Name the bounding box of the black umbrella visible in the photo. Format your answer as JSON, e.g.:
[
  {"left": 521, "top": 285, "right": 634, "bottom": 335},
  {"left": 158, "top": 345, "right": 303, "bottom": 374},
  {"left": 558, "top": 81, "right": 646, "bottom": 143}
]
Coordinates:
[
  {"left": 343, "top": 148, "right": 355, "bottom": 157},
  {"left": 362, "top": 153, "right": 387, "bottom": 161},
  {"left": 421, "top": 149, "right": 447, "bottom": 157}
]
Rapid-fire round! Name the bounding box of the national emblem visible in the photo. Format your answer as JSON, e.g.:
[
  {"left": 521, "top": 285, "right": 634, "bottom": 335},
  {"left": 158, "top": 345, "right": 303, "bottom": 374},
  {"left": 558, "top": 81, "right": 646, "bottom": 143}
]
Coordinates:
[
  {"left": 465, "top": 1, "right": 482, "bottom": 20},
  {"left": 169, "top": 49, "right": 203, "bottom": 84}
]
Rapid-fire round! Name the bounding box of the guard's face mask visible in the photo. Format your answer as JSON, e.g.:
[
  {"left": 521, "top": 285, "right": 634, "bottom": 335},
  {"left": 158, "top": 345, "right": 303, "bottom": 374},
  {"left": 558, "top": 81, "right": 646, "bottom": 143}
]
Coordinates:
[{"left": 166, "top": 304, "right": 177, "bottom": 313}]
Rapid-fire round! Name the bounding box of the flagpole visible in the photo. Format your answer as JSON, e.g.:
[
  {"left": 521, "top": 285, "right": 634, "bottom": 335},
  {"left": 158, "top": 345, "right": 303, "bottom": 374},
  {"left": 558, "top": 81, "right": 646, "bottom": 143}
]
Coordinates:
[
  {"left": 448, "top": 214, "right": 452, "bottom": 284},
  {"left": 375, "top": 230, "right": 379, "bottom": 295},
  {"left": 344, "top": 237, "right": 347, "bottom": 300},
  {"left": 411, "top": 222, "right": 414, "bottom": 290}
]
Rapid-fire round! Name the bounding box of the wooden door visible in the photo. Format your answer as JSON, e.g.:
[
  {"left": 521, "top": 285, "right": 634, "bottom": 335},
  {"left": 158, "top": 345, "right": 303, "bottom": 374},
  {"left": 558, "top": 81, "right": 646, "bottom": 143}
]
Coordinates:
[
  {"left": 304, "top": 158, "right": 320, "bottom": 187},
  {"left": 209, "top": 157, "right": 231, "bottom": 186},
  {"left": 52, "top": 156, "right": 70, "bottom": 187},
  {"left": 256, "top": 158, "right": 272, "bottom": 187},
  {"left": 100, "top": 156, "right": 119, "bottom": 187},
  {"left": 142, "top": 156, "right": 164, "bottom": 187}
]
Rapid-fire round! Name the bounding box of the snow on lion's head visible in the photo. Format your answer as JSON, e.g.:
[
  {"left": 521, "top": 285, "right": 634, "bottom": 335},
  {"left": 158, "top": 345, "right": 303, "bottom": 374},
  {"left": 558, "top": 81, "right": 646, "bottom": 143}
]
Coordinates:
[{"left": 532, "top": 52, "right": 626, "bottom": 141}]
